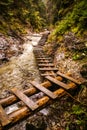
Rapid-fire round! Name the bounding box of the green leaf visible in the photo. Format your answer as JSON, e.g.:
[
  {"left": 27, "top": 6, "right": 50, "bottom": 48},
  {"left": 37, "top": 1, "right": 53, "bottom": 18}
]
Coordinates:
[{"left": 72, "top": 105, "right": 85, "bottom": 115}]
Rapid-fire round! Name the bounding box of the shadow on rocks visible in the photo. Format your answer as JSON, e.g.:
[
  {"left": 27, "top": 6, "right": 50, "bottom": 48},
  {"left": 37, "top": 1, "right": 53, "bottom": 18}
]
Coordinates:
[{"left": 26, "top": 121, "right": 47, "bottom": 130}]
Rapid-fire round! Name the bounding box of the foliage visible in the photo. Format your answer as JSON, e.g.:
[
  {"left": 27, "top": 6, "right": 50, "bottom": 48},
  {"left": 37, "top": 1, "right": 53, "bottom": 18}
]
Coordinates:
[
  {"left": 72, "top": 105, "right": 85, "bottom": 115},
  {"left": 46, "top": 0, "right": 87, "bottom": 41},
  {"left": 0, "top": 0, "right": 47, "bottom": 35},
  {"left": 71, "top": 105, "right": 87, "bottom": 128},
  {"left": 45, "top": 0, "right": 74, "bottom": 24}
]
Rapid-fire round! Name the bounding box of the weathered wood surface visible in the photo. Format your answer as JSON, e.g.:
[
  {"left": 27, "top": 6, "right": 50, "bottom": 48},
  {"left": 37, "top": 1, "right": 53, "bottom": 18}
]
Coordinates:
[
  {"left": 8, "top": 82, "right": 76, "bottom": 126},
  {"left": 0, "top": 105, "right": 10, "bottom": 126},
  {"left": 11, "top": 88, "right": 38, "bottom": 111},
  {"left": 0, "top": 80, "right": 76, "bottom": 129},
  {"left": 30, "top": 81, "right": 57, "bottom": 99},
  {"left": 36, "top": 58, "right": 51, "bottom": 60},
  {"left": 0, "top": 76, "right": 63, "bottom": 107},
  {"left": 41, "top": 73, "right": 55, "bottom": 76},
  {"left": 39, "top": 68, "right": 58, "bottom": 71},
  {"left": 57, "top": 71, "right": 81, "bottom": 85},
  {"left": 38, "top": 63, "right": 54, "bottom": 67},
  {"left": 46, "top": 76, "right": 71, "bottom": 90},
  {"left": 38, "top": 61, "right": 52, "bottom": 63}
]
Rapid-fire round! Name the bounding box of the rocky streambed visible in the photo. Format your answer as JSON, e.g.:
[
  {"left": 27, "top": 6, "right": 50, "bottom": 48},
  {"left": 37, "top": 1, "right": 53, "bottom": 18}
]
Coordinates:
[
  {"left": 0, "top": 34, "right": 24, "bottom": 66},
  {"left": 0, "top": 32, "right": 87, "bottom": 130},
  {"left": 0, "top": 33, "right": 43, "bottom": 129},
  {"left": 0, "top": 33, "right": 58, "bottom": 130}
]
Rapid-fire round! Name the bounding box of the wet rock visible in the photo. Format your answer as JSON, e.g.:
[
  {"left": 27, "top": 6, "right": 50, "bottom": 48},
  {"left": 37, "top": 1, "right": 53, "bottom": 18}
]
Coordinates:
[
  {"left": 0, "top": 37, "right": 9, "bottom": 50},
  {"left": 68, "top": 123, "right": 80, "bottom": 130},
  {"left": 26, "top": 112, "right": 47, "bottom": 130},
  {"left": 26, "top": 123, "right": 36, "bottom": 130},
  {"left": 2, "top": 57, "right": 9, "bottom": 63},
  {"left": 0, "top": 89, "right": 11, "bottom": 99},
  {"left": 0, "top": 33, "right": 24, "bottom": 65},
  {"left": 0, "top": 51, "right": 5, "bottom": 60},
  {"left": 26, "top": 121, "right": 47, "bottom": 130},
  {"left": 80, "top": 64, "right": 87, "bottom": 79},
  {"left": 64, "top": 32, "right": 86, "bottom": 50}
]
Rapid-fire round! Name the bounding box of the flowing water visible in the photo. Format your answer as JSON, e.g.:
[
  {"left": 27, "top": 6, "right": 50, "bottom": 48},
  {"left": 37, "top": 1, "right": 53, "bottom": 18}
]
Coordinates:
[
  {"left": 0, "top": 34, "right": 58, "bottom": 130},
  {"left": 0, "top": 34, "right": 42, "bottom": 95},
  {"left": 0, "top": 34, "right": 42, "bottom": 115}
]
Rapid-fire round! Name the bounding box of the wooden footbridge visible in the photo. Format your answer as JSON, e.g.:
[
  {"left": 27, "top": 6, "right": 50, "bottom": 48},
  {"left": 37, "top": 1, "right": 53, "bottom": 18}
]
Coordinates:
[{"left": 0, "top": 34, "right": 81, "bottom": 130}]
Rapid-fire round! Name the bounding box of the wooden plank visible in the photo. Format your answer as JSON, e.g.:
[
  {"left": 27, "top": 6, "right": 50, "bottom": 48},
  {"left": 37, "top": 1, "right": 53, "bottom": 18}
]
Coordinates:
[
  {"left": 0, "top": 77, "right": 63, "bottom": 107},
  {"left": 57, "top": 71, "right": 81, "bottom": 85},
  {"left": 35, "top": 57, "right": 45, "bottom": 59},
  {"left": 37, "top": 58, "right": 51, "bottom": 60},
  {"left": 39, "top": 68, "right": 58, "bottom": 71},
  {"left": 11, "top": 88, "right": 38, "bottom": 111},
  {"left": 30, "top": 81, "right": 57, "bottom": 99},
  {"left": 7, "top": 84, "right": 76, "bottom": 128},
  {"left": 38, "top": 61, "right": 52, "bottom": 63},
  {"left": 41, "top": 73, "right": 55, "bottom": 76},
  {"left": 38, "top": 64, "right": 54, "bottom": 67},
  {"left": 0, "top": 104, "right": 11, "bottom": 126},
  {"left": 46, "top": 76, "right": 70, "bottom": 90}
]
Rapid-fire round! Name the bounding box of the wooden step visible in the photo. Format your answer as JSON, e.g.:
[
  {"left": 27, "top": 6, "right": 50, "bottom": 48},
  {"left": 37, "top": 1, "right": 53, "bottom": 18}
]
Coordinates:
[
  {"left": 41, "top": 73, "right": 55, "bottom": 76},
  {"left": 11, "top": 88, "right": 38, "bottom": 111},
  {"left": 57, "top": 71, "right": 81, "bottom": 85},
  {"left": 38, "top": 64, "right": 54, "bottom": 67},
  {"left": 38, "top": 61, "right": 52, "bottom": 63},
  {"left": 0, "top": 105, "right": 11, "bottom": 126},
  {"left": 30, "top": 81, "right": 57, "bottom": 99},
  {"left": 33, "top": 48, "right": 43, "bottom": 51},
  {"left": 35, "top": 57, "right": 45, "bottom": 58},
  {"left": 46, "top": 76, "right": 70, "bottom": 90},
  {"left": 39, "top": 68, "right": 58, "bottom": 71},
  {"left": 36, "top": 58, "right": 51, "bottom": 60}
]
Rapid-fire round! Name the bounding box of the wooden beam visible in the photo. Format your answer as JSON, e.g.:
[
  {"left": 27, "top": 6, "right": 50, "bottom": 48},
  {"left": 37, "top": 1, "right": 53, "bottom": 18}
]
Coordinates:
[
  {"left": 57, "top": 71, "right": 81, "bottom": 85},
  {"left": 41, "top": 73, "right": 55, "bottom": 76},
  {"left": 46, "top": 76, "right": 70, "bottom": 90},
  {"left": 0, "top": 76, "right": 63, "bottom": 107},
  {"left": 39, "top": 68, "right": 58, "bottom": 71},
  {"left": 30, "top": 81, "right": 57, "bottom": 99},
  {"left": 38, "top": 61, "right": 52, "bottom": 63},
  {"left": 11, "top": 88, "right": 38, "bottom": 111},
  {"left": 8, "top": 82, "right": 76, "bottom": 127},
  {"left": 38, "top": 64, "right": 54, "bottom": 67},
  {"left": 36, "top": 58, "right": 51, "bottom": 60},
  {"left": 0, "top": 105, "right": 11, "bottom": 126}
]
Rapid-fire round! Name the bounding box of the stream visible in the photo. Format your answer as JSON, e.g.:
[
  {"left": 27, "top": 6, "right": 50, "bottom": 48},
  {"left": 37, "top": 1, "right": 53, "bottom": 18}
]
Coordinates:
[
  {"left": 0, "top": 33, "right": 60, "bottom": 130},
  {"left": 0, "top": 34, "right": 46, "bottom": 129},
  {"left": 0, "top": 34, "right": 41, "bottom": 95}
]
